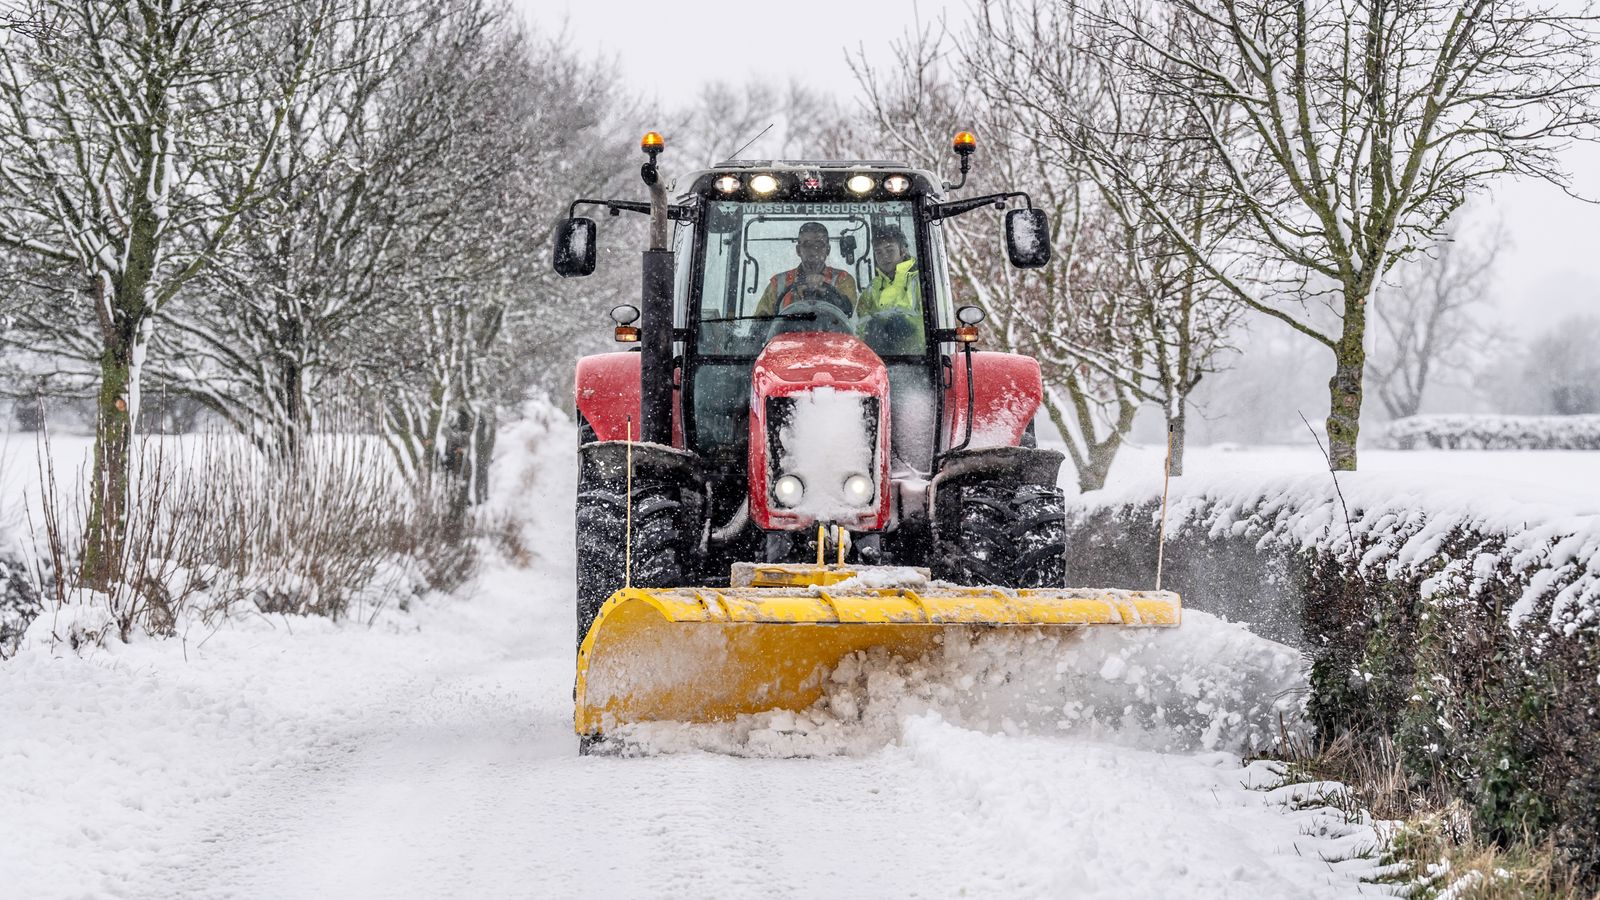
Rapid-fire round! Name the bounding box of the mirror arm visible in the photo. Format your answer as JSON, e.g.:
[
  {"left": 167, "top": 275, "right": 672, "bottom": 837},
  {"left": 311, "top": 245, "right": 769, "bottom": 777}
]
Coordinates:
[
  {"left": 568, "top": 198, "right": 695, "bottom": 222},
  {"left": 928, "top": 191, "right": 1033, "bottom": 222}
]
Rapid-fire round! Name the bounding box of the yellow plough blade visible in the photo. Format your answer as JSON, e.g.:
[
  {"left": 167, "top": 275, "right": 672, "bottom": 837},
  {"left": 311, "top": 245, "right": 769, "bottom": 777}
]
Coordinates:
[{"left": 574, "top": 567, "right": 1180, "bottom": 736}]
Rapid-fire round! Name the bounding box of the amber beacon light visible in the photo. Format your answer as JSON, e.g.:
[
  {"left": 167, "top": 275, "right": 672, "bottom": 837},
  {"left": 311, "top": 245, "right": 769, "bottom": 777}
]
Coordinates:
[
  {"left": 641, "top": 131, "right": 665, "bottom": 154},
  {"left": 952, "top": 131, "right": 977, "bottom": 155}
]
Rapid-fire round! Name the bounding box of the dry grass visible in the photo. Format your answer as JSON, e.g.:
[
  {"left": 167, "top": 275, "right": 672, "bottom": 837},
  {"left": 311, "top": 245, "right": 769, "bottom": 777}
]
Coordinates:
[
  {"left": 1280, "top": 732, "right": 1596, "bottom": 899},
  {"left": 31, "top": 429, "right": 205, "bottom": 643},
  {"left": 1386, "top": 810, "right": 1590, "bottom": 899},
  {"left": 28, "top": 427, "right": 476, "bottom": 644}
]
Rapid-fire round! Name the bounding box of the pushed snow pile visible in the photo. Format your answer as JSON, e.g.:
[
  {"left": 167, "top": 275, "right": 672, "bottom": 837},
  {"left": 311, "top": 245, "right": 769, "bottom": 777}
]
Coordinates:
[
  {"left": 1386, "top": 413, "right": 1600, "bottom": 450},
  {"left": 611, "top": 609, "right": 1306, "bottom": 758}
]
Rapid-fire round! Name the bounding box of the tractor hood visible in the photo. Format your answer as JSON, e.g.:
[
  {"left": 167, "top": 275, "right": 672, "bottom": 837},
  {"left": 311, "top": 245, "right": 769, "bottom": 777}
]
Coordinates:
[
  {"left": 753, "top": 332, "right": 883, "bottom": 388},
  {"left": 748, "top": 332, "right": 892, "bottom": 532}
]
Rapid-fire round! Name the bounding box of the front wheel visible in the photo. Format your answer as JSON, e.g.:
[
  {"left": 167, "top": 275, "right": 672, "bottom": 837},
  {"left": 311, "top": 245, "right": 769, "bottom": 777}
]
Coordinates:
[
  {"left": 935, "top": 481, "right": 1066, "bottom": 589},
  {"left": 575, "top": 474, "right": 690, "bottom": 646}
]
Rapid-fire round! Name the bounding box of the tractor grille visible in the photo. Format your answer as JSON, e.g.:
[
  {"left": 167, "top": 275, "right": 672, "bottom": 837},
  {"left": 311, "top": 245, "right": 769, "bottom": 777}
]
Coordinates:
[{"left": 765, "top": 393, "right": 880, "bottom": 493}]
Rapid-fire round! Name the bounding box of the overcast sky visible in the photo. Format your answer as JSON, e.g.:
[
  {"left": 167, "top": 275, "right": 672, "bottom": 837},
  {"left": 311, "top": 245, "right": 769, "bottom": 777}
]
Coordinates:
[{"left": 515, "top": 0, "right": 1600, "bottom": 338}]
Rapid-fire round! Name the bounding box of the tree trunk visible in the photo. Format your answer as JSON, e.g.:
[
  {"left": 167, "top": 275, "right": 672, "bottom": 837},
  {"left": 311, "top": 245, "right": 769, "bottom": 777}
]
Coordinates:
[
  {"left": 441, "top": 403, "right": 475, "bottom": 543},
  {"left": 1167, "top": 409, "right": 1187, "bottom": 477},
  {"left": 472, "top": 408, "right": 496, "bottom": 506},
  {"left": 1080, "top": 439, "right": 1120, "bottom": 493},
  {"left": 270, "top": 315, "right": 309, "bottom": 459},
  {"left": 1043, "top": 381, "right": 1138, "bottom": 493},
  {"left": 1325, "top": 303, "right": 1367, "bottom": 471},
  {"left": 82, "top": 335, "right": 134, "bottom": 589}
]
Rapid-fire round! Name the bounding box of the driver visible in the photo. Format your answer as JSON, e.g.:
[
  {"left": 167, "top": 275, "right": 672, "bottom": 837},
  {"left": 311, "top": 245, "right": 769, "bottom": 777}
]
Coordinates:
[{"left": 753, "top": 221, "right": 859, "bottom": 317}]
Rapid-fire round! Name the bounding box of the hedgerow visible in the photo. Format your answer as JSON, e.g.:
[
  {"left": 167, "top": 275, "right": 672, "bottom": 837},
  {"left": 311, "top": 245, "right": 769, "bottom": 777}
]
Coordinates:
[
  {"left": 1385, "top": 414, "right": 1600, "bottom": 450},
  {"left": 1065, "top": 479, "right": 1600, "bottom": 883}
]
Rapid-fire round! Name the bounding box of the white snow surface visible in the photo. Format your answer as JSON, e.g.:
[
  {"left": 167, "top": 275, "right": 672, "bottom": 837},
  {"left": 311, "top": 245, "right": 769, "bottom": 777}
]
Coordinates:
[{"left": 0, "top": 421, "right": 1386, "bottom": 899}]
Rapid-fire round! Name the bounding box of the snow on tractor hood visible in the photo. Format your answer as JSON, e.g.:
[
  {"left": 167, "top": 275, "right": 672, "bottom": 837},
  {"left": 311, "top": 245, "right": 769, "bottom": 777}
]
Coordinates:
[{"left": 748, "top": 331, "right": 892, "bottom": 531}]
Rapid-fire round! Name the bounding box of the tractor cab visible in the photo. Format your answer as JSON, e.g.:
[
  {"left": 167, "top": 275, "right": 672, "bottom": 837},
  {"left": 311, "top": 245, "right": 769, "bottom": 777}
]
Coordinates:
[{"left": 672, "top": 163, "right": 956, "bottom": 480}]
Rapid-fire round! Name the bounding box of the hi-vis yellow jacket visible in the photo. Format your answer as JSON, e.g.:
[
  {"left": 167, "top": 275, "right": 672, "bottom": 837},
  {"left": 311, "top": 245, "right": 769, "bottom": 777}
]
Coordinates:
[{"left": 857, "top": 257, "right": 920, "bottom": 318}]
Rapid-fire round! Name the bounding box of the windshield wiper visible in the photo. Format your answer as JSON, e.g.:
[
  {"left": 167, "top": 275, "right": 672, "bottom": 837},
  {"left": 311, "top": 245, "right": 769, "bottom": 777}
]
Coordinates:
[{"left": 699, "top": 313, "right": 812, "bottom": 323}]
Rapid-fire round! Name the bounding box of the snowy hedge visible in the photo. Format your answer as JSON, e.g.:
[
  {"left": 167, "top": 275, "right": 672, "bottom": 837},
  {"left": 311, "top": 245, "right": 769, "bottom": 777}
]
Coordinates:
[
  {"left": 1064, "top": 473, "right": 1600, "bottom": 880},
  {"left": 0, "top": 549, "right": 40, "bottom": 659},
  {"left": 1385, "top": 414, "right": 1600, "bottom": 450}
]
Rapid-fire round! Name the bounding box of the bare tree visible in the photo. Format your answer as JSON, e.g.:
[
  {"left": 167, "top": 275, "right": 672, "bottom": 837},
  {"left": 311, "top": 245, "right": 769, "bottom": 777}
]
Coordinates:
[
  {"left": 849, "top": 18, "right": 1146, "bottom": 491},
  {"left": 672, "top": 79, "right": 851, "bottom": 166},
  {"left": 1061, "top": 0, "right": 1600, "bottom": 469},
  {"left": 0, "top": 0, "right": 330, "bottom": 583},
  {"left": 1369, "top": 220, "right": 1503, "bottom": 419},
  {"left": 1517, "top": 315, "right": 1600, "bottom": 415},
  {"left": 146, "top": 0, "right": 433, "bottom": 457},
  {"left": 965, "top": 0, "right": 1247, "bottom": 476},
  {"left": 366, "top": 12, "right": 634, "bottom": 524}
]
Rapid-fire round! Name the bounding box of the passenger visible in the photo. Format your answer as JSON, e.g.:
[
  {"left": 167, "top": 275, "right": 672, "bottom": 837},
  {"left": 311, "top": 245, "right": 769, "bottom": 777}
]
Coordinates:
[
  {"left": 856, "top": 225, "right": 924, "bottom": 351},
  {"left": 754, "top": 221, "right": 859, "bottom": 317}
]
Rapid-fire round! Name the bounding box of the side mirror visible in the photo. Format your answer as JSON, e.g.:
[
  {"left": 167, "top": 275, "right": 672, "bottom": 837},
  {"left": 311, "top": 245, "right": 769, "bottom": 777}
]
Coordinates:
[
  {"left": 553, "top": 217, "right": 597, "bottom": 278},
  {"left": 1004, "top": 208, "right": 1051, "bottom": 269}
]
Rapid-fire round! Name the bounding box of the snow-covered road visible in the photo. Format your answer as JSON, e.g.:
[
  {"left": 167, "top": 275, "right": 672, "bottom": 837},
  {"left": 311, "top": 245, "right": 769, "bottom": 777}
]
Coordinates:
[
  {"left": 4, "top": 568, "right": 1379, "bottom": 899},
  {"left": 1, "top": 423, "right": 1388, "bottom": 899}
]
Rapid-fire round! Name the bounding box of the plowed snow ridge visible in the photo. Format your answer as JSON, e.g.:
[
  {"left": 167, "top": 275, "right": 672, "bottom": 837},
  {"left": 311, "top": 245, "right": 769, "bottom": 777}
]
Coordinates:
[{"left": 614, "top": 611, "right": 1309, "bottom": 758}]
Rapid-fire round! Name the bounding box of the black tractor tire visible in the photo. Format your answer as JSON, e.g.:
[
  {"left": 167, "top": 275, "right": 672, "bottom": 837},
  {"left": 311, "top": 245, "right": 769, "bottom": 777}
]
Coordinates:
[
  {"left": 575, "top": 475, "right": 690, "bottom": 646},
  {"left": 936, "top": 481, "right": 1066, "bottom": 589}
]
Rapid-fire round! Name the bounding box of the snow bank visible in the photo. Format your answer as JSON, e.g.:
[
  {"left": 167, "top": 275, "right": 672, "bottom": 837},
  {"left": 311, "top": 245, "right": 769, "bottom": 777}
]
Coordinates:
[
  {"left": 480, "top": 395, "right": 571, "bottom": 560},
  {"left": 610, "top": 609, "right": 1307, "bottom": 758}
]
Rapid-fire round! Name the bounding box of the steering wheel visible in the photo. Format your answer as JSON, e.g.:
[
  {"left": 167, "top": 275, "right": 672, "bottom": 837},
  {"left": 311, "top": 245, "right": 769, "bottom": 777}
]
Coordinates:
[
  {"left": 775, "top": 279, "right": 854, "bottom": 318},
  {"left": 859, "top": 307, "right": 922, "bottom": 354},
  {"left": 768, "top": 298, "right": 855, "bottom": 339}
]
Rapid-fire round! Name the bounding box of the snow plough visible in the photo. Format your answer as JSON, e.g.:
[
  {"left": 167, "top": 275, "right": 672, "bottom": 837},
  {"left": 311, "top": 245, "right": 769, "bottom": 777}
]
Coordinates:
[{"left": 555, "top": 131, "right": 1179, "bottom": 749}]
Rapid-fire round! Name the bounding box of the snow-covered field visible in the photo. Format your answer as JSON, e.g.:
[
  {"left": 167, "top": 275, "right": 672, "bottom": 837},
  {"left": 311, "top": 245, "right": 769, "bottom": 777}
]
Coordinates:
[{"left": 0, "top": 425, "right": 1437, "bottom": 899}]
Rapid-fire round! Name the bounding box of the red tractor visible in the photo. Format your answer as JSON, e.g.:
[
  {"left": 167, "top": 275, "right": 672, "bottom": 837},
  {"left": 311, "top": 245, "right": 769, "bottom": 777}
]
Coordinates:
[{"left": 554, "top": 132, "right": 1177, "bottom": 744}]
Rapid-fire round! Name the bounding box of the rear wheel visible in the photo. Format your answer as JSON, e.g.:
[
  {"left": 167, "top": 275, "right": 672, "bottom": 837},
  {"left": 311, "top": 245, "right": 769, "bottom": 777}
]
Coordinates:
[{"left": 936, "top": 481, "right": 1065, "bottom": 588}]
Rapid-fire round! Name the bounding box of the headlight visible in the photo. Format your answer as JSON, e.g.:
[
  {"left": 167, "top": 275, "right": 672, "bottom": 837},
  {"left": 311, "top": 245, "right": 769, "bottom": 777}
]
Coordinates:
[
  {"left": 750, "top": 173, "right": 779, "bottom": 195},
  {"left": 714, "top": 175, "right": 740, "bottom": 194},
  {"left": 846, "top": 174, "right": 875, "bottom": 194},
  {"left": 842, "top": 474, "right": 874, "bottom": 506},
  {"left": 884, "top": 175, "right": 911, "bottom": 194},
  {"left": 773, "top": 474, "right": 805, "bottom": 507}
]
